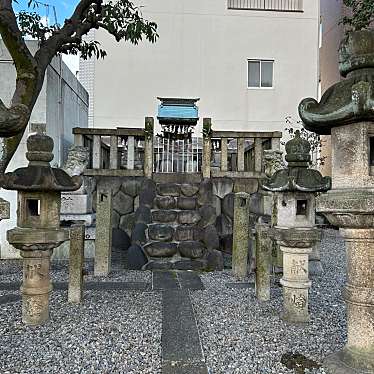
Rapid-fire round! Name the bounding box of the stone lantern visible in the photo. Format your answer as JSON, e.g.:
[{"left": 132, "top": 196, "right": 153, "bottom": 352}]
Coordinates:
[
  {"left": 299, "top": 29, "right": 374, "bottom": 374},
  {"left": 0, "top": 133, "right": 80, "bottom": 325},
  {"left": 261, "top": 131, "right": 331, "bottom": 323}
]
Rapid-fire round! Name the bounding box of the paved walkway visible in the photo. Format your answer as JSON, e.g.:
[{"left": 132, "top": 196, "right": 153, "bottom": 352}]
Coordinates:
[{"left": 153, "top": 271, "right": 207, "bottom": 374}]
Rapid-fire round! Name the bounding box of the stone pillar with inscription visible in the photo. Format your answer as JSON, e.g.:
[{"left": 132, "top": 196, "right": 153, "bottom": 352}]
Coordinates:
[
  {"left": 299, "top": 29, "right": 374, "bottom": 374},
  {"left": 261, "top": 131, "right": 331, "bottom": 323},
  {"left": 1, "top": 133, "right": 81, "bottom": 325},
  {"left": 232, "top": 192, "right": 251, "bottom": 280}
]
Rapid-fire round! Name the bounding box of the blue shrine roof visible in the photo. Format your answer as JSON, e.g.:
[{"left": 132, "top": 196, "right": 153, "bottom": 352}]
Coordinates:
[{"left": 157, "top": 97, "right": 199, "bottom": 120}]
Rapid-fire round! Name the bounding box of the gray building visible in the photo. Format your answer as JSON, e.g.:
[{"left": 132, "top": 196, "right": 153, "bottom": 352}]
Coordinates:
[{"left": 0, "top": 40, "right": 89, "bottom": 258}]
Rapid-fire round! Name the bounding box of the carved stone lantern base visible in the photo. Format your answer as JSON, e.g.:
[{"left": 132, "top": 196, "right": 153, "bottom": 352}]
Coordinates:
[
  {"left": 20, "top": 249, "right": 53, "bottom": 325},
  {"left": 273, "top": 227, "right": 321, "bottom": 324},
  {"left": 7, "top": 227, "right": 69, "bottom": 325}
]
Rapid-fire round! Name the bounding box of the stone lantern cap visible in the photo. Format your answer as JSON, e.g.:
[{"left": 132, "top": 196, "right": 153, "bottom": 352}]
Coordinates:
[
  {"left": 299, "top": 29, "right": 374, "bottom": 135},
  {"left": 0, "top": 133, "right": 81, "bottom": 192},
  {"left": 260, "top": 131, "right": 331, "bottom": 193}
]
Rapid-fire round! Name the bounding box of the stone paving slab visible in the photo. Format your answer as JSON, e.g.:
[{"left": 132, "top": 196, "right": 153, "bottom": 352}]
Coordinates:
[
  {"left": 153, "top": 271, "right": 179, "bottom": 290},
  {"left": 162, "top": 289, "right": 208, "bottom": 374},
  {"left": 0, "top": 281, "right": 150, "bottom": 291},
  {"left": 177, "top": 271, "right": 204, "bottom": 290}
]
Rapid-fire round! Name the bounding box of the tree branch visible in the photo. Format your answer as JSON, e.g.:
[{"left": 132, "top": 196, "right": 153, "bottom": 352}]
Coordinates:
[
  {"left": 0, "top": 1, "right": 41, "bottom": 137},
  {"left": 35, "top": 0, "right": 102, "bottom": 69},
  {"left": 0, "top": 1, "right": 44, "bottom": 170}
]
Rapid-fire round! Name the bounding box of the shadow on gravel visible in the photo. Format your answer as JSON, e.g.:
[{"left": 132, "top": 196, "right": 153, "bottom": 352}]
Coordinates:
[
  {"left": 281, "top": 352, "right": 321, "bottom": 374},
  {"left": 0, "top": 294, "right": 20, "bottom": 305}
]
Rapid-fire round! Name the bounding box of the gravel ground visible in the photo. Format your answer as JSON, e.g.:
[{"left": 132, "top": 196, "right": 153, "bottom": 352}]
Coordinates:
[
  {"left": 192, "top": 229, "right": 347, "bottom": 374},
  {"left": 0, "top": 229, "right": 346, "bottom": 374},
  {"left": 0, "top": 260, "right": 152, "bottom": 284},
  {"left": 0, "top": 288, "right": 161, "bottom": 374}
]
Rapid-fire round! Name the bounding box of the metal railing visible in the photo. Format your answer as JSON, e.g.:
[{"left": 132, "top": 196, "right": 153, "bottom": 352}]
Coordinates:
[
  {"left": 154, "top": 137, "right": 201, "bottom": 173},
  {"left": 227, "top": 0, "right": 303, "bottom": 11}
]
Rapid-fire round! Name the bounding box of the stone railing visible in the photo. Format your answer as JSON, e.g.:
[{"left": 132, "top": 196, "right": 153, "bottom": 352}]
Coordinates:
[
  {"left": 73, "top": 117, "right": 282, "bottom": 179},
  {"left": 72, "top": 118, "right": 154, "bottom": 178},
  {"left": 202, "top": 118, "right": 282, "bottom": 178}
]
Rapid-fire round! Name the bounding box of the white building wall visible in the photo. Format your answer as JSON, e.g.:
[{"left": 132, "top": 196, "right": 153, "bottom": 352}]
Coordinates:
[
  {"left": 320, "top": 0, "right": 343, "bottom": 93},
  {"left": 86, "top": 0, "right": 320, "bottom": 134},
  {"left": 319, "top": 0, "right": 343, "bottom": 176},
  {"left": 0, "top": 41, "right": 88, "bottom": 259}
]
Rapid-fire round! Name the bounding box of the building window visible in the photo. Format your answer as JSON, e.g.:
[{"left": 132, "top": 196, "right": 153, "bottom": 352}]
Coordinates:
[
  {"left": 228, "top": 0, "right": 303, "bottom": 12},
  {"left": 248, "top": 60, "right": 274, "bottom": 88}
]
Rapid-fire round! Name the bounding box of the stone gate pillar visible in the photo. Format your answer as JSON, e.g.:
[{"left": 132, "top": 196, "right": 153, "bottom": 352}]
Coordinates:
[{"left": 299, "top": 29, "right": 374, "bottom": 373}]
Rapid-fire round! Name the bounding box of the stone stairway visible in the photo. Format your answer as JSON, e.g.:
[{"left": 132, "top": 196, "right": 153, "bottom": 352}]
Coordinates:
[{"left": 141, "top": 182, "right": 218, "bottom": 270}]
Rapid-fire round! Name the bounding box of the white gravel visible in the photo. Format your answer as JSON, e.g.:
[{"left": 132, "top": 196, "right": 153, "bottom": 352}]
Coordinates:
[
  {"left": 0, "top": 288, "right": 161, "bottom": 374},
  {"left": 0, "top": 229, "right": 347, "bottom": 374},
  {"left": 0, "top": 260, "right": 152, "bottom": 284},
  {"left": 192, "top": 229, "right": 347, "bottom": 374}
]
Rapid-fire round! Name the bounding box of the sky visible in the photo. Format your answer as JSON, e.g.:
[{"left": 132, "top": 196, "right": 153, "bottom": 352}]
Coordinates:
[
  {"left": 13, "top": 0, "right": 81, "bottom": 73},
  {"left": 13, "top": 0, "right": 80, "bottom": 25}
]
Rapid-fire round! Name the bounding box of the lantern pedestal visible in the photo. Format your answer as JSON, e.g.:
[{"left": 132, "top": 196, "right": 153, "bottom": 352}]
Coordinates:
[
  {"left": 273, "top": 227, "right": 320, "bottom": 324},
  {"left": 7, "top": 227, "right": 69, "bottom": 325},
  {"left": 318, "top": 190, "right": 374, "bottom": 373},
  {"left": 20, "top": 249, "right": 53, "bottom": 325}
]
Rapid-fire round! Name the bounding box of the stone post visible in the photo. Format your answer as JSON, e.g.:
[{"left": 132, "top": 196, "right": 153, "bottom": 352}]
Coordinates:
[
  {"left": 20, "top": 249, "right": 52, "bottom": 325},
  {"left": 109, "top": 135, "right": 119, "bottom": 170},
  {"left": 309, "top": 241, "right": 323, "bottom": 276},
  {"left": 299, "top": 29, "right": 374, "bottom": 372},
  {"left": 92, "top": 135, "right": 102, "bottom": 169},
  {"left": 144, "top": 117, "right": 154, "bottom": 178},
  {"left": 202, "top": 118, "right": 212, "bottom": 179},
  {"left": 94, "top": 190, "right": 113, "bottom": 276},
  {"left": 255, "top": 223, "right": 272, "bottom": 301},
  {"left": 232, "top": 192, "right": 251, "bottom": 280},
  {"left": 68, "top": 224, "right": 85, "bottom": 303},
  {"left": 237, "top": 137, "right": 245, "bottom": 172}
]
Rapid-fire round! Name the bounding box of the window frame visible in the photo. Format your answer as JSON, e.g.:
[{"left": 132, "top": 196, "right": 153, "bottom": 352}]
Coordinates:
[{"left": 247, "top": 59, "right": 275, "bottom": 90}]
